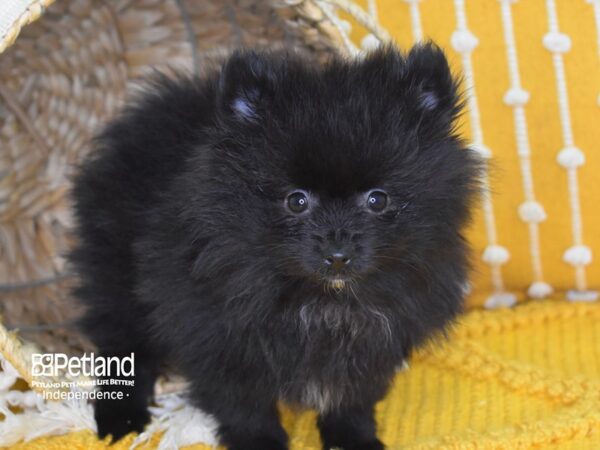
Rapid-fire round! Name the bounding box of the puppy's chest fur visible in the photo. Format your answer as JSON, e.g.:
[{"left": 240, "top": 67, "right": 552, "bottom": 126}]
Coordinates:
[{"left": 273, "top": 300, "right": 402, "bottom": 413}]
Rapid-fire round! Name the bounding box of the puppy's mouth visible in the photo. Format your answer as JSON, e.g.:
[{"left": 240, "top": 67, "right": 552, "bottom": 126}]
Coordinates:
[{"left": 324, "top": 276, "right": 350, "bottom": 291}]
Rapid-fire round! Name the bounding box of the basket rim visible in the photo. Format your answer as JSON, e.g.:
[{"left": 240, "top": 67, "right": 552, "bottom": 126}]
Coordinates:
[{"left": 0, "top": 0, "right": 55, "bottom": 55}]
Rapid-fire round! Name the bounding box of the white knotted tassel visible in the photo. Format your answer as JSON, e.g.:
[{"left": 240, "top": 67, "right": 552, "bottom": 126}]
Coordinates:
[
  {"left": 557, "top": 146, "right": 585, "bottom": 168},
  {"left": 451, "top": 30, "right": 479, "bottom": 53},
  {"left": 485, "top": 292, "right": 518, "bottom": 309},
  {"left": 528, "top": 281, "right": 553, "bottom": 299},
  {"left": 518, "top": 201, "right": 547, "bottom": 223},
  {"left": 563, "top": 245, "right": 593, "bottom": 266},
  {"left": 482, "top": 245, "right": 510, "bottom": 265}
]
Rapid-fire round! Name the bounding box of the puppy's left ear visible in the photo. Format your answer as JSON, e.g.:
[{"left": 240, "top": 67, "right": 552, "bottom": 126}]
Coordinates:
[{"left": 404, "top": 42, "right": 460, "bottom": 119}]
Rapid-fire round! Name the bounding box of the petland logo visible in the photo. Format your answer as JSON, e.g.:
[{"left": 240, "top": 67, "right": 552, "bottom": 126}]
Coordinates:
[{"left": 31, "top": 353, "right": 135, "bottom": 378}]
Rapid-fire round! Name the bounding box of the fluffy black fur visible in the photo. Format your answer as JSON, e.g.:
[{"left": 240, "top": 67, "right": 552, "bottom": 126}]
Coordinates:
[{"left": 70, "top": 44, "right": 481, "bottom": 449}]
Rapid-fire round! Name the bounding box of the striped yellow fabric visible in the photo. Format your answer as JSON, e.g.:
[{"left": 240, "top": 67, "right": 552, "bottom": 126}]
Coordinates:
[
  {"left": 10, "top": 299, "right": 600, "bottom": 449},
  {"left": 335, "top": 0, "right": 600, "bottom": 308}
]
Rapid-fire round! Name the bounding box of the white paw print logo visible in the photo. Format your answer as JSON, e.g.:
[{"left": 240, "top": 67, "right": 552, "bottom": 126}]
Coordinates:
[{"left": 31, "top": 354, "right": 54, "bottom": 377}]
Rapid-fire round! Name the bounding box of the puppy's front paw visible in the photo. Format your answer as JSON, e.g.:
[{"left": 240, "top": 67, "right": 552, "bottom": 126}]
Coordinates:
[
  {"left": 351, "top": 439, "right": 385, "bottom": 450},
  {"left": 229, "top": 436, "right": 288, "bottom": 450},
  {"left": 324, "top": 440, "right": 385, "bottom": 450},
  {"left": 95, "top": 397, "right": 151, "bottom": 442}
]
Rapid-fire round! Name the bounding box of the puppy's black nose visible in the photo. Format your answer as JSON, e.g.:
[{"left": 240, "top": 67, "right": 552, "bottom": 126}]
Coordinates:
[{"left": 324, "top": 252, "right": 351, "bottom": 271}]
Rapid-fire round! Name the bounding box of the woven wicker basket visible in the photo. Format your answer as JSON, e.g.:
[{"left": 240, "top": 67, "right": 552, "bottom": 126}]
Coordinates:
[{"left": 0, "top": 0, "right": 339, "bottom": 358}]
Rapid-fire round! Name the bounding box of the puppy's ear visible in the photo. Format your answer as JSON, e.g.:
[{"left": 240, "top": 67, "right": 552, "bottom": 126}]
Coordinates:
[
  {"left": 404, "top": 42, "right": 460, "bottom": 117},
  {"left": 217, "top": 51, "right": 276, "bottom": 123}
]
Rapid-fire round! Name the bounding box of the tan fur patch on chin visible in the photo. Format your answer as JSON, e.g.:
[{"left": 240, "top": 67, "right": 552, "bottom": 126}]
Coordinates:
[{"left": 329, "top": 279, "right": 346, "bottom": 290}]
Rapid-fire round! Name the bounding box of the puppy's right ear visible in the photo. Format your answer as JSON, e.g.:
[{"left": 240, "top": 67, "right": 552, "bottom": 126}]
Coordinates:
[
  {"left": 404, "top": 42, "right": 459, "bottom": 117},
  {"left": 217, "top": 51, "right": 276, "bottom": 124}
]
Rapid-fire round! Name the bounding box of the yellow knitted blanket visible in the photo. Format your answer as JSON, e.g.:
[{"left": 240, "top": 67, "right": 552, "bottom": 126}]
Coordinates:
[{"left": 7, "top": 299, "right": 600, "bottom": 449}]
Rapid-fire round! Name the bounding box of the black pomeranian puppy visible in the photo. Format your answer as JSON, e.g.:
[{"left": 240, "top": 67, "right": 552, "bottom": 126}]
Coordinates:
[{"left": 70, "top": 43, "right": 481, "bottom": 450}]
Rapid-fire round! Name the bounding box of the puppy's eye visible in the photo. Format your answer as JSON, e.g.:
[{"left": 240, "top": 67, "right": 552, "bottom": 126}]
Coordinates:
[
  {"left": 366, "top": 190, "right": 388, "bottom": 212},
  {"left": 286, "top": 191, "right": 309, "bottom": 213}
]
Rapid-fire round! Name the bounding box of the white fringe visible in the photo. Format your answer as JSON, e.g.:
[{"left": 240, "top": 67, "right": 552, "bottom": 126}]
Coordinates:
[
  {"left": 0, "top": 357, "right": 95, "bottom": 447},
  {"left": 130, "top": 392, "right": 219, "bottom": 450},
  {"left": 0, "top": 355, "right": 219, "bottom": 449}
]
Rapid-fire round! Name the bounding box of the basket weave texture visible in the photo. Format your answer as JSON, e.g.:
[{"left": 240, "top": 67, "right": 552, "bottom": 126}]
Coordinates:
[{"left": 0, "top": 0, "right": 337, "bottom": 355}]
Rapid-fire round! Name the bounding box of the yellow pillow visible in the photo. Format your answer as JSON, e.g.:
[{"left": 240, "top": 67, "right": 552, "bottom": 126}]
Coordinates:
[{"left": 336, "top": 0, "right": 600, "bottom": 307}]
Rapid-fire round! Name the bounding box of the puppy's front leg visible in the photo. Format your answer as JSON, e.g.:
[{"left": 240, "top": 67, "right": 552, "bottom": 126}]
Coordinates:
[
  {"left": 189, "top": 379, "right": 288, "bottom": 450},
  {"left": 219, "top": 405, "right": 288, "bottom": 450},
  {"left": 317, "top": 403, "right": 384, "bottom": 450}
]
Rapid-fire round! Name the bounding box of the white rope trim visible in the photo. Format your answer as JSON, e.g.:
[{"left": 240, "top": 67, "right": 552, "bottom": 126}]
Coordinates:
[
  {"left": 404, "top": 0, "right": 423, "bottom": 43},
  {"left": 319, "top": 0, "right": 391, "bottom": 42},
  {"left": 499, "top": 0, "right": 552, "bottom": 299},
  {"left": 588, "top": 0, "right": 600, "bottom": 106},
  {"left": 452, "top": 0, "right": 514, "bottom": 308},
  {"left": 315, "top": 1, "right": 360, "bottom": 56},
  {"left": 367, "top": 0, "right": 378, "bottom": 19},
  {"left": 544, "top": 0, "right": 595, "bottom": 297},
  {"left": 320, "top": 0, "right": 390, "bottom": 52}
]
